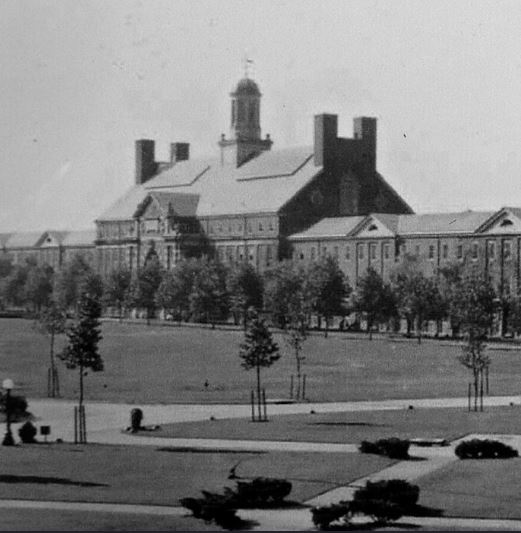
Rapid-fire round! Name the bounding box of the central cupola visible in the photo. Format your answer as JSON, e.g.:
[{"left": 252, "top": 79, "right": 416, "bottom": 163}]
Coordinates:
[{"left": 219, "top": 70, "right": 272, "bottom": 167}]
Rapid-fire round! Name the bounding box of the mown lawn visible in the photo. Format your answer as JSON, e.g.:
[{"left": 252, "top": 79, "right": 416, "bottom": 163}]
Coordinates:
[
  {"left": 418, "top": 458, "right": 521, "bottom": 519},
  {"left": 0, "top": 508, "right": 221, "bottom": 531},
  {"left": 139, "top": 405, "right": 521, "bottom": 444},
  {"left": 0, "top": 443, "right": 393, "bottom": 505},
  {"left": 2, "top": 318, "right": 521, "bottom": 404}
]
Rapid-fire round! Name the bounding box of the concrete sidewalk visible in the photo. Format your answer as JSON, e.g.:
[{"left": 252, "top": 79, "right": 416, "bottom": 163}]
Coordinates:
[{"left": 12, "top": 393, "right": 521, "bottom": 444}]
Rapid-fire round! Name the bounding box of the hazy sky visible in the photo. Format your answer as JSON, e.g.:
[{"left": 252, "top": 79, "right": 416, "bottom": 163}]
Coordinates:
[{"left": 2, "top": 0, "right": 521, "bottom": 231}]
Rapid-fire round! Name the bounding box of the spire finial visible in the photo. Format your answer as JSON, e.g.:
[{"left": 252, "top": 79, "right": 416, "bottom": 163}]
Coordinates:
[{"left": 243, "top": 55, "right": 254, "bottom": 79}]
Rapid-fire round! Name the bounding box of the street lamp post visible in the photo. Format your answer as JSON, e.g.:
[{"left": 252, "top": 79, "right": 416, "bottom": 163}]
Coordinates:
[{"left": 2, "top": 378, "right": 15, "bottom": 446}]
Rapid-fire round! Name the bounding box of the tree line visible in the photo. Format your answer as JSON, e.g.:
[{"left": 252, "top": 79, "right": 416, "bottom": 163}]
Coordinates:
[{"left": 1, "top": 251, "right": 520, "bottom": 339}]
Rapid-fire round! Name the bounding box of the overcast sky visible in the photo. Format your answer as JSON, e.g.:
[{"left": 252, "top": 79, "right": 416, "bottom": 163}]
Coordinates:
[{"left": 2, "top": 0, "right": 521, "bottom": 231}]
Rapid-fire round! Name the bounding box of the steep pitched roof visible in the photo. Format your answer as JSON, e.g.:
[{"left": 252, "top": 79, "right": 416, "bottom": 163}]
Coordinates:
[
  {"left": 62, "top": 229, "right": 96, "bottom": 247},
  {"left": 35, "top": 230, "right": 68, "bottom": 247},
  {"left": 146, "top": 160, "right": 211, "bottom": 188},
  {"left": 97, "top": 185, "right": 148, "bottom": 222},
  {"left": 291, "top": 216, "right": 366, "bottom": 240}
]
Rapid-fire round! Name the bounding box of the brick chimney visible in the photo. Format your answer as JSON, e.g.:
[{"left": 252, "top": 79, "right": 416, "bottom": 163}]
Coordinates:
[
  {"left": 314, "top": 114, "right": 338, "bottom": 167},
  {"left": 170, "top": 142, "right": 190, "bottom": 163},
  {"left": 135, "top": 139, "right": 157, "bottom": 185},
  {"left": 353, "top": 117, "right": 377, "bottom": 170}
]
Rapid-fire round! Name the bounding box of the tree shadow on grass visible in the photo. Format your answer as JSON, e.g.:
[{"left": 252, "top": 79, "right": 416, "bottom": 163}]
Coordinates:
[
  {"left": 0, "top": 475, "right": 108, "bottom": 487},
  {"left": 321, "top": 522, "right": 421, "bottom": 531},
  {"left": 157, "top": 447, "right": 265, "bottom": 454}
]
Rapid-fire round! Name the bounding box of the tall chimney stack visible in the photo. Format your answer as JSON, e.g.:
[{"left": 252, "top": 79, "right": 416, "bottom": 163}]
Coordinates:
[
  {"left": 314, "top": 114, "right": 338, "bottom": 167},
  {"left": 135, "top": 139, "right": 157, "bottom": 185}
]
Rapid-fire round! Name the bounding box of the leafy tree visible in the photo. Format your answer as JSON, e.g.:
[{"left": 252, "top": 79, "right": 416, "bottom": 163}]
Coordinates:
[
  {"left": 24, "top": 264, "right": 54, "bottom": 313},
  {"left": 353, "top": 268, "right": 396, "bottom": 339},
  {"left": 36, "top": 303, "right": 67, "bottom": 397},
  {"left": 239, "top": 311, "right": 280, "bottom": 420},
  {"left": 392, "top": 256, "right": 442, "bottom": 343},
  {"left": 54, "top": 254, "right": 94, "bottom": 311},
  {"left": 307, "top": 255, "right": 349, "bottom": 337},
  {"left": 156, "top": 258, "right": 203, "bottom": 321},
  {"left": 0, "top": 263, "right": 29, "bottom": 307},
  {"left": 103, "top": 266, "right": 131, "bottom": 320},
  {"left": 226, "top": 262, "right": 263, "bottom": 327},
  {"left": 125, "top": 256, "right": 163, "bottom": 324},
  {"left": 0, "top": 256, "right": 12, "bottom": 278},
  {"left": 263, "top": 261, "right": 308, "bottom": 329},
  {"left": 58, "top": 289, "right": 103, "bottom": 410},
  {"left": 189, "top": 259, "right": 229, "bottom": 327},
  {"left": 452, "top": 276, "right": 496, "bottom": 411}
]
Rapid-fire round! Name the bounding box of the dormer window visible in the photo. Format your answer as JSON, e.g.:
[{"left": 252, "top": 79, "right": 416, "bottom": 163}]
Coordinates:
[
  {"left": 368, "top": 224, "right": 378, "bottom": 231},
  {"left": 500, "top": 219, "right": 513, "bottom": 227}
]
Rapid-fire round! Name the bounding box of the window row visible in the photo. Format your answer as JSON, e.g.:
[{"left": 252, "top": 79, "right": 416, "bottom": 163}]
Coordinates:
[{"left": 208, "top": 219, "right": 275, "bottom": 235}]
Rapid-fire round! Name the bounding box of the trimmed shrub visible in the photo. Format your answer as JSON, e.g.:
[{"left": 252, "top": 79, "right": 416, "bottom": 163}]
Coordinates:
[
  {"left": 351, "top": 479, "right": 420, "bottom": 524},
  {"left": 455, "top": 439, "right": 518, "bottom": 459},
  {"left": 359, "top": 438, "right": 410, "bottom": 459},
  {"left": 234, "top": 477, "right": 292, "bottom": 506},
  {"left": 180, "top": 492, "right": 239, "bottom": 529},
  {"left": 18, "top": 421, "right": 37, "bottom": 443},
  {"left": 311, "top": 502, "right": 351, "bottom": 530}
]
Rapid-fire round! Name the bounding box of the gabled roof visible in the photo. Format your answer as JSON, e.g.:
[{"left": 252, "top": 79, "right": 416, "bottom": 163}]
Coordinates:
[
  {"left": 98, "top": 146, "right": 323, "bottom": 220},
  {"left": 62, "top": 229, "right": 96, "bottom": 247},
  {"left": 5, "top": 231, "right": 45, "bottom": 249},
  {"left": 35, "top": 230, "right": 68, "bottom": 247},
  {"left": 291, "top": 216, "right": 366, "bottom": 240},
  {"left": 134, "top": 192, "right": 200, "bottom": 219},
  {"left": 396, "top": 211, "right": 494, "bottom": 235}
]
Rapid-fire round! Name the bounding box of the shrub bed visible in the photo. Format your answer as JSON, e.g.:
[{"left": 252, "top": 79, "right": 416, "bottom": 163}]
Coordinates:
[
  {"left": 455, "top": 439, "right": 518, "bottom": 459},
  {"left": 311, "top": 479, "right": 420, "bottom": 529},
  {"left": 359, "top": 438, "right": 410, "bottom": 459},
  {"left": 181, "top": 477, "right": 293, "bottom": 528}
]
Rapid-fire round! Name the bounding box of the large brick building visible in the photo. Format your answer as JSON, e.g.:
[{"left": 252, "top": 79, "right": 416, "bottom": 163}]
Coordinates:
[{"left": 2, "top": 75, "right": 521, "bottom": 301}]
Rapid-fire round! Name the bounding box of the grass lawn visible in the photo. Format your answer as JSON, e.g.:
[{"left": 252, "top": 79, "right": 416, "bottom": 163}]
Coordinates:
[
  {"left": 3, "top": 318, "right": 521, "bottom": 404},
  {"left": 138, "top": 404, "right": 521, "bottom": 444},
  {"left": 0, "top": 508, "right": 221, "bottom": 531},
  {"left": 0, "top": 443, "right": 393, "bottom": 505},
  {"left": 418, "top": 458, "right": 521, "bottom": 520}
]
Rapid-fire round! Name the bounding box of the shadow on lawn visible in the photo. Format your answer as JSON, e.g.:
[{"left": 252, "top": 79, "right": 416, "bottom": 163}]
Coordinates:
[
  {"left": 309, "top": 422, "right": 389, "bottom": 428},
  {"left": 157, "top": 447, "right": 265, "bottom": 454},
  {"left": 0, "top": 475, "right": 108, "bottom": 487}
]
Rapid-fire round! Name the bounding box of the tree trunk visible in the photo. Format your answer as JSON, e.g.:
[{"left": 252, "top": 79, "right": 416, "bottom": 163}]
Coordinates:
[
  {"left": 118, "top": 303, "right": 123, "bottom": 323},
  {"left": 417, "top": 316, "right": 422, "bottom": 344},
  {"left": 474, "top": 369, "right": 479, "bottom": 412},
  {"left": 324, "top": 316, "right": 329, "bottom": 338},
  {"left": 49, "top": 330, "right": 56, "bottom": 398},
  {"left": 368, "top": 318, "right": 373, "bottom": 341},
  {"left": 295, "top": 349, "right": 301, "bottom": 401},
  {"left": 479, "top": 369, "right": 484, "bottom": 412},
  {"left": 256, "top": 363, "right": 262, "bottom": 420},
  {"left": 79, "top": 360, "right": 84, "bottom": 410}
]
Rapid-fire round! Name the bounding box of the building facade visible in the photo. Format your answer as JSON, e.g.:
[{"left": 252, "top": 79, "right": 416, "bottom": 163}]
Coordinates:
[{"left": 1, "top": 75, "right": 521, "bottom": 303}]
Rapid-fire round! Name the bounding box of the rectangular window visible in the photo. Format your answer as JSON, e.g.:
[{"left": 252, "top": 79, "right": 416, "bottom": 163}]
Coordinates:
[
  {"left": 258, "top": 222, "right": 263, "bottom": 232},
  {"left": 311, "top": 247, "right": 315, "bottom": 260},
  {"left": 415, "top": 245, "right": 420, "bottom": 256},
  {"left": 472, "top": 242, "right": 479, "bottom": 260},
  {"left": 383, "top": 243, "right": 390, "bottom": 259},
  {"left": 504, "top": 240, "right": 512, "bottom": 259},
  {"left": 166, "top": 246, "right": 172, "bottom": 270},
  {"left": 345, "top": 246, "right": 350, "bottom": 260},
  {"left": 457, "top": 244, "right": 463, "bottom": 259},
  {"left": 333, "top": 246, "right": 339, "bottom": 257},
  {"left": 442, "top": 244, "right": 448, "bottom": 259},
  {"left": 487, "top": 240, "right": 496, "bottom": 260},
  {"left": 358, "top": 244, "right": 364, "bottom": 260},
  {"left": 370, "top": 243, "right": 377, "bottom": 260},
  {"left": 323, "top": 246, "right": 328, "bottom": 256},
  {"left": 428, "top": 245, "right": 435, "bottom": 260}
]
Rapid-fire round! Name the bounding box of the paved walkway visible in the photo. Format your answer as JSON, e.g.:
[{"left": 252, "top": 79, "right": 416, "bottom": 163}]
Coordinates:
[{"left": 11, "top": 393, "right": 521, "bottom": 444}]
